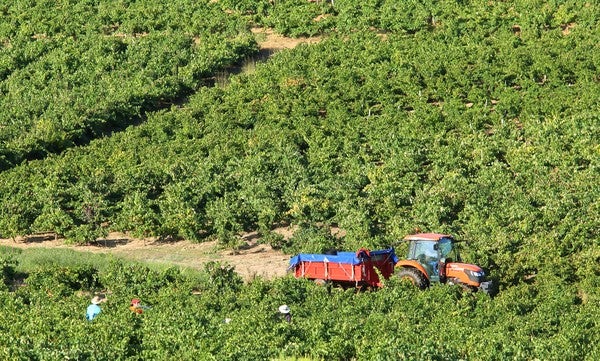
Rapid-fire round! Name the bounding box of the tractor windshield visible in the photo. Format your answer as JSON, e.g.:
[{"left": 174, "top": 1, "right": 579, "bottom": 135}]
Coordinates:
[
  {"left": 438, "top": 237, "right": 453, "bottom": 258},
  {"left": 408, "top": 240, "right": 438, "bottom": 268}
]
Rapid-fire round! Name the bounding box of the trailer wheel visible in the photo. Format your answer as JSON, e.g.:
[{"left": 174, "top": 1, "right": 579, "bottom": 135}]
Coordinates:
[{"left": 397, "top": 268, "right": 428, "bottom": 289}]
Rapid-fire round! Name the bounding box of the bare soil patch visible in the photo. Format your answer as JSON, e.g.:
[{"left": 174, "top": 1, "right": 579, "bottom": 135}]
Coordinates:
[
  {"left": 251, "top": 27, "right": 322, "bottom": 51},
  {"left": 0, "top": 231, "right": 291, "bottom": 281}
]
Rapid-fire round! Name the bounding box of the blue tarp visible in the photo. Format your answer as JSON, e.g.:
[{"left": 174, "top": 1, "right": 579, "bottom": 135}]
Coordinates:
[
  {"left": 288, "top": 252, "right": 360, "bottom": 269},
  {"left": 288, "top": 248, "right": 398, "bottom": 269},
  {"left": 370, "top": 248, "right": 399, "bottom": 264}
]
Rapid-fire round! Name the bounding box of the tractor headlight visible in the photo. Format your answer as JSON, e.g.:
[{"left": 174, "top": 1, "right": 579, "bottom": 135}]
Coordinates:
[{"left": 466, "top": 270, "right": 485, "bottom": 282}]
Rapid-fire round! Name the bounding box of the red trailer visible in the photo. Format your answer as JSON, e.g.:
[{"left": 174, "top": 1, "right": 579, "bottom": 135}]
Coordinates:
[{"left": 288, "top": 248, "right": 398, "bottom": 288}]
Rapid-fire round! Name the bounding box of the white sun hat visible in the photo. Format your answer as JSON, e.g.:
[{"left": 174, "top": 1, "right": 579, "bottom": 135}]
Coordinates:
[
  {"left": 278, "top": 304, "right": 290, "bottom": 314},
  {"left": 91, "top": 295, "right": 105, "bottom": 304}
]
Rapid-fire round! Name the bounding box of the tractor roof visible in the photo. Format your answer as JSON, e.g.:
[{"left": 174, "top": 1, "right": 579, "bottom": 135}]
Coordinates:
[{"left": 403, "top": 233, "right": 453, "bottom": 242}]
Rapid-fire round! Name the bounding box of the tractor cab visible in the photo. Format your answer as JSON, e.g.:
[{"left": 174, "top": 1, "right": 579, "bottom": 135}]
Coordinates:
[
  {"left": 396, "top": 233, "right": 494, "bottom": 294},
  {"left": 405, "top": 233, "right": 456, "bottom": 282}
]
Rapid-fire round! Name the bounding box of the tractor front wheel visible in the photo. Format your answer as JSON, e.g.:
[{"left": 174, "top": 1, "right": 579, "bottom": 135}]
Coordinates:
[{"left": 397, "top": 268, "right": 428, "bottom": 289}]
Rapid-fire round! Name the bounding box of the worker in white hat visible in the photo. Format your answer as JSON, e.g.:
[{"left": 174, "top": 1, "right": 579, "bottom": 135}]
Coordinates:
[{"left": 278, "top": 304, "right": 292, "bottom": 323}]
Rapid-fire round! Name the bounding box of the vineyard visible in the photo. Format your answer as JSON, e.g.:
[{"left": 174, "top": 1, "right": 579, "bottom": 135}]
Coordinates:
[{"left": 1, "top": 0, "right": 599, "bottom": 359}]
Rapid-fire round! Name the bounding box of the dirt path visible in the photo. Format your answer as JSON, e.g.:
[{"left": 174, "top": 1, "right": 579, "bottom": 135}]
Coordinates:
[{"left": 0, "top": 232, "right": 292, "bottom": 281}]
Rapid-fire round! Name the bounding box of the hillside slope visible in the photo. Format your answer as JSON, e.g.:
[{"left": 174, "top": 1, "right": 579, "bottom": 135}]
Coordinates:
[{"left": 0, "top": 1, "right": 599, "bottom": 360}]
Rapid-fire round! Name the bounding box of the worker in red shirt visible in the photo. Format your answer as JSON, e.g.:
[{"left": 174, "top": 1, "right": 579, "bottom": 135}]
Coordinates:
[{"left": 129, "top": 298, "right": 145, "bottom": 314}]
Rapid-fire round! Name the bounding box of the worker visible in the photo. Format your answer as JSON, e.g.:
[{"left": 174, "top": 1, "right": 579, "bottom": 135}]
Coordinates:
[
  {"left": 86, "top": 294, "right": 106, "bottom": 321},
  {"left": 129, "top": 298, "right": 144, "bottom": 314},
  {"left": 278, "top": 304, "right": 292, "bottom": 323}
]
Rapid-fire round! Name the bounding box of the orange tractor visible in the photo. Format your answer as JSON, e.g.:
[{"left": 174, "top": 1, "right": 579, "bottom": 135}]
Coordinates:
[
  {"left": 289, "top": 232, "right": 494, "bottom": 294},
  {"left": 396, "top": 233, "right": 494, "bottom": 294}
]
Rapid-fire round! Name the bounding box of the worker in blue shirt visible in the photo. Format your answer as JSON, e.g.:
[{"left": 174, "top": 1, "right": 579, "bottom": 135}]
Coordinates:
[{"left": 86, "top": 295, "right": 106, "bottom": 321}]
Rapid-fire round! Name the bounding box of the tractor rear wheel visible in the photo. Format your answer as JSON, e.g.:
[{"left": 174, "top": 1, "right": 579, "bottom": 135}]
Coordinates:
[{"left": 397, "top": 268, "right": 428, "bottom": 289}]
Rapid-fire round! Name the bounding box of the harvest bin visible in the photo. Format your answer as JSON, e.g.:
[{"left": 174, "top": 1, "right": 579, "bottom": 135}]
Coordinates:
[{"left": 288, "top": 248, "right": 398, "bottom": 288}]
